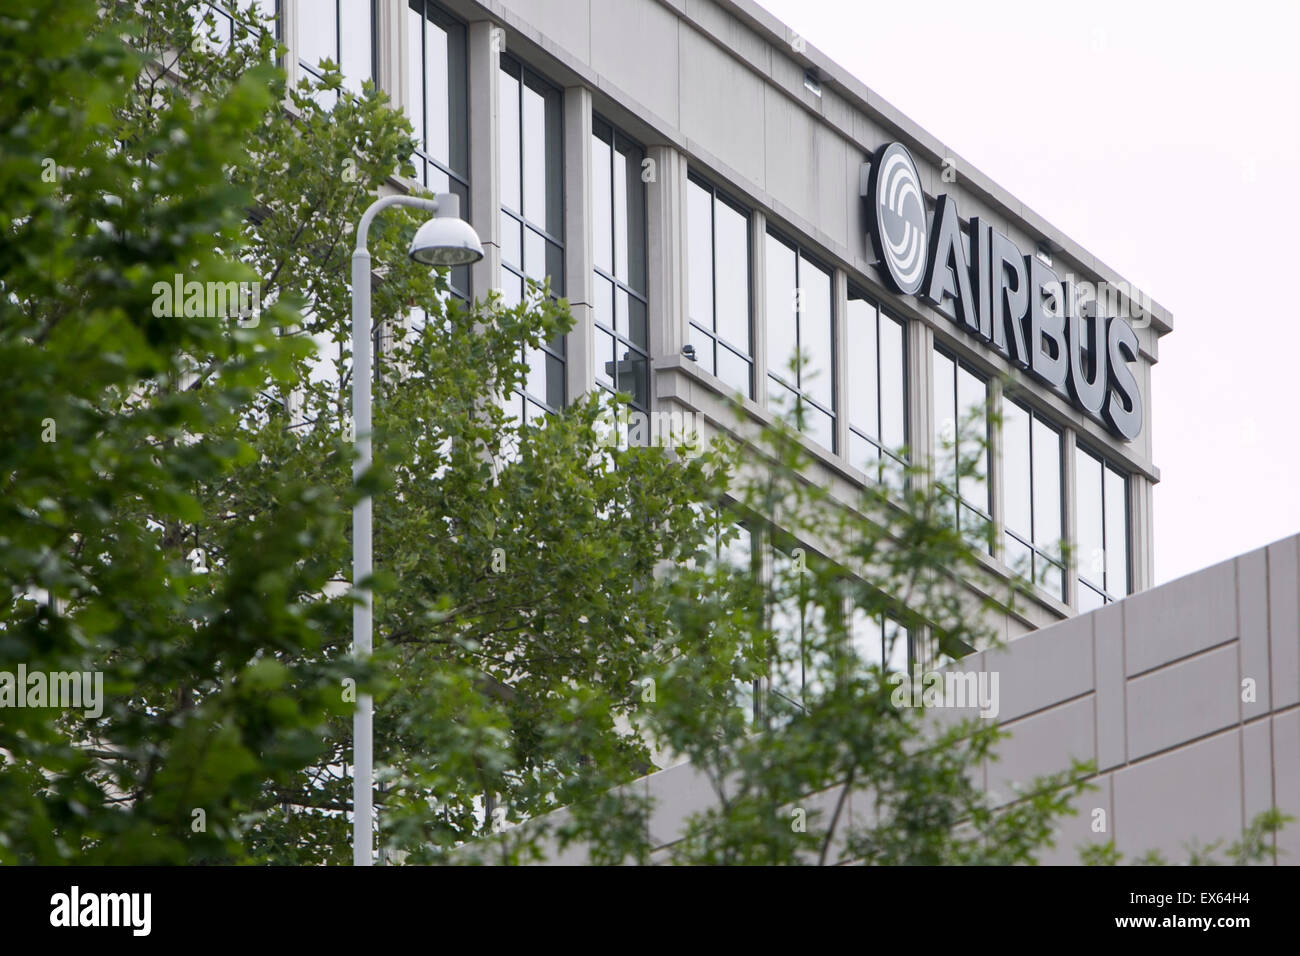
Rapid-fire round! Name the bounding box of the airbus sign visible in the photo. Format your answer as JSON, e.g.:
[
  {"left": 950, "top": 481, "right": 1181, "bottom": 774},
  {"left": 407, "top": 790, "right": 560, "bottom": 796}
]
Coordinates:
[{"left": 866, "top": 142, "right": 1142, "bottom": 442}]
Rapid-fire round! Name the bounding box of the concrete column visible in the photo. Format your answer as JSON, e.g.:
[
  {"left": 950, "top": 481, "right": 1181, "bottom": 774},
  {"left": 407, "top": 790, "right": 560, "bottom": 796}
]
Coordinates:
[
  {"left": 565, "top": 87, "right": 594, "bottom": 403},
  {"left": 1063, "top": 427, "right": 1079, "bottom": 610},
  {"left": 646, "top": 145, "right": 689, "bottom": 380},
  {"left": 1131, "top": 474, "right": 1155, "bottom": 592},
  {"left": 988, "top": 377, "right": 1004, "bottom": 562},
  {"left": 906, "top": 319, "right": 932, "bottom": 488},
  {"left": 466, "top": 19, "right": 501, "bottom": 300},
  {"left": 282, "top": 1, "right": 300, "bottom": 89},
  {"left": 375, "top": 0, "right": 402, "bottom": 102},
  {"left": 751, "top": 211, "right": 768, "bottom": 410},
  {"left": 832, "top": 268, "right": 848, "bottom": 458}
]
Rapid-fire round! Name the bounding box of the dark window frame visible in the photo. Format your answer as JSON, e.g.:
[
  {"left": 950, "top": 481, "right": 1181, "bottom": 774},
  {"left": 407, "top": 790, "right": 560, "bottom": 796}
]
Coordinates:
[
  {"left": 407, "top": 0, "right": 470, "bottom": 300},
  {"left": 687, "top": 173, "right": 755, "bottom": 399},
  {"left": 764, "top": 228, "right": 837, "bottom": 452},
  {"left": 499, "top": 54, "right": 566, "bottom": 419},
  {"left": 592, "top": 115, "right": 649, "bottom": 412},
  {"left": 296, "top": 0, "right": 376, "bottom": 95},
  {"left": 1001, "top": 396, "right": 1066, "bottom": 600},
  {"left": 1075, "top": 443, "right": 1131, "bottom": 607},
  {"left": 933, "top": 344, "right": 992, "bottom": 553},
  {"left": 845, "top": 286, "right": 909, "bottom": 485}
]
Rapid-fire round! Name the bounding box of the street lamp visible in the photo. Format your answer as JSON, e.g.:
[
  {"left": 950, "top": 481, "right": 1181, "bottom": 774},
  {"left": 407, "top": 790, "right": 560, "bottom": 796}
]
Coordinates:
[{"left": 350, "top": 192, "right": 483, "bottom": 866}]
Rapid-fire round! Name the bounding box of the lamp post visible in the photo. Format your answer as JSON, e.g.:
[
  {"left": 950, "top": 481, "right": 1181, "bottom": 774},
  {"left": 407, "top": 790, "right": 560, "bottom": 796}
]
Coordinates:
[{"left": 351, "top": 192, "right": 483, "bottom": 866}]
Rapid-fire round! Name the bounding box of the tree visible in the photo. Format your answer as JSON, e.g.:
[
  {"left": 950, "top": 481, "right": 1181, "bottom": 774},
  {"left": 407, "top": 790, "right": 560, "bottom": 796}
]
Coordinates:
[
  {"left": 0, "top": 0, "right": 355, "bottom": 863},
  {"left": 7, "top": 1, "right": 1271, "bottom": 867}
]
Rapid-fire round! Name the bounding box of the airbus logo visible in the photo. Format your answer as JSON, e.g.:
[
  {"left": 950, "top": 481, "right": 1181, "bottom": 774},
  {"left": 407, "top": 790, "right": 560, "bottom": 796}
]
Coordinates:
[
  {"left": 867, "top": 142, "right": 928, "bottom": 296},
  {"left": 864, "top": 142, "right": 1142, "bottom": 442}
]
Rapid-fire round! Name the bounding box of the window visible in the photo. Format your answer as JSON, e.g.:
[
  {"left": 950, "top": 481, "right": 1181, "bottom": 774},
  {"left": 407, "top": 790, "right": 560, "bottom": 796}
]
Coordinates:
[
  {"left": 407, "top": 1, "right": 470, "bottom": 298},
  {"left": 1001, "top": 398, "right": 1065, "bottom": 599},
  {"left": 190, "top": 1, "right": 277, "bottom": 52},
  {"left": 765, "top": 233, "right": 834, "bottom": 451},
  {"left": 297, "top": 0, "right": 374, "bottom": 104},
  {"left": 770, "top": 544, "right": 830, "bottom": 713},
  {"left": 849, "top": 609, "right": 911, "bottom": 674},
  {"left": 1075, "top": 447, "right": 1130, "bottom": 610},
  {"left": 499, "top": 56, "right": 564, "bottom": 422},
  {"left": 687, "top": 177, "right": 753, "bottom": 398},
  {"left": 591, "top": 118, "right": 648, "bottom": 411},
  {"left": 932, "top": 348, "right": 991, "bottom": 552},
  {"left": 845, "top": 290, "right": 906, "bottom": 488}
]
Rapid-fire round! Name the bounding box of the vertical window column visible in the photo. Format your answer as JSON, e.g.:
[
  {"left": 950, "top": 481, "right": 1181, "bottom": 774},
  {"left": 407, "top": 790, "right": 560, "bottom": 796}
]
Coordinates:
[
  {"left": 845, "top": 290, "right": 907, "bottom": 488},
  {"left": 296, "top": 0, "right": 375, "bottom": 105},
  {"left": 686, "top": 177, "right": 753, "bottom": 399},
  {"left": 405, "top": 1, "right": 470, "bottom": 299},
  {"left": 1075, "top": 447, "right": 1130, "bottom": 610},
  {"left": 932, "top": 348, "right": 991, "bottom": 552},
  {"left": 764, "top": 233, "right": 835, "bottom": 452},
  {"left": 498, "top": 56, "right": 564, "bottom": 422},
  {"left": 591, "top": 118, "right": 648, "bottom": 411},
  {"left": 1000, "top": 397, "right": 1065, "bottom": 600}
]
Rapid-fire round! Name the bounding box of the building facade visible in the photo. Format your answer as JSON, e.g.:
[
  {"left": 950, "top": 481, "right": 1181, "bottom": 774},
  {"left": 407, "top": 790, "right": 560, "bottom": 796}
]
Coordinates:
[
  {"left": 262, "top": 0, "right": 1300, "bottom": 864},
  {"left": 273, "top": 0, "right": 1169, "bottom": 650}
]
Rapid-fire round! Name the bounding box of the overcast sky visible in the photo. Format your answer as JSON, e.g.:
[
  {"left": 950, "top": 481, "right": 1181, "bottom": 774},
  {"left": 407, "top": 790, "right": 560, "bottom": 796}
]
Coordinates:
[{"left": 756, "top": 0, "right": 1300, "bottom": 584}]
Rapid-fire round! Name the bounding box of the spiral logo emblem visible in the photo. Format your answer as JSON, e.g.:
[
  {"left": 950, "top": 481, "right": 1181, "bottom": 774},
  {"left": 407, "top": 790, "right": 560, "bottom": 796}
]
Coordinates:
[{"left": 868, "top": 142, "right": 927, "bottom": 296}]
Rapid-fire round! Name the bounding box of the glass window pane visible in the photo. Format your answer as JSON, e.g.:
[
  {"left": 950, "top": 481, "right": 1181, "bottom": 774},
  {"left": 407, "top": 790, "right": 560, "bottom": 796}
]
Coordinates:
[
  {"left": 500, "top": 270, "right": 523, "bottom": 309},
  {"left": 765, "top": 234, "right": 797, "bottom": 382},
  {"left": 846, "top": 295, "right": 878, "bottom": 440},
  {"left": 1079, "top": 582, "right": 1107, "bottom": 613},
  {"left": 613, "top": 140, "right": 630, "bottom": 283},
  {"left": 1075, "top": 447, "right": 1105, "bottom": 589},
  {"left": 426, "top": 164, "right": 450, "bottom": 194},
  {"left": 884, "top": 618, "right": 908, "bottom": 674},
  {"left": 717, "top": 345, "right": 750, "bottom": 398},
  {"left": 850, "top": 608, "right": 883, "bottom": 666},
  {"left": 298, "top": 1, "right": 337, "bottom": 70},
  {"left": 524, "top": 344, "right": 547, "bottom": 402},
  {"left": 545, "top": 352, "right": 565, "bottom": 410},
  {"left": 499, "top": 211, "right": 521, "bottom": 270},
  {"left": 804, "top": 402, "right": 834, "bottom": 451},
  {"left": 339, "top": 0, "right": 372, "bottom": 93},
  {"left": 518, "top": 74, "right": 562, "bottom": 237},
  {"left": 626, "top": 293, "right": 647, "bottom": 350},
  {"left": 621, "top": 139, "right": 646, "bottom": 295},
  {"left": 714, "top": 199, "right": 749, "bottom": 355},
  {"left": 1032, "top": 417, "right": 1062, "bottom": 556},
  {"left": 405, "top": 3, "right": 424, "bottom": 146},
  {"left": 1002, "top": 398, "right": 1031, "bottom": 540},
  {"left": 768, "top": 376, "right": 798, "bottom": 417},
  {"left": 956, "top": 366, "right": 987, "bottom": 511},
  {"left": 498, "top": 65, "right": 520, "bottom": 212},
  {"left": 594, "top": 274, "right": 614, "bottom": 335},
  {"left": 521, "top": 81, "right": 546, "bottom": 226},
  {"left": 595, "top": 327, "right": 615, "bottom": 389},
  {"left": 546, "top": 240, "right": 564, "bottom": 297},
  {"left": 618, "top": 347, "right": 648, "bottom": 410},
  {"left": 879, "top": 312, "right": 905, "bottom": 452},
  {"left": 1037, "top": 557, "right": 1064, "bottom": 601},
  {"left": 689, "top": 323, "right": 714, "bottom": 376},
  {"left": 524, "top": 227, "right": 546, "bottom": 283},
  {"left": 960, "top": 503, "right": 991, "bottom": 553},
  {"left": 686, "top": 181, "right": 713, "bottom": 331},
  {"left": 848, "top": 431, "right": 879, "bottom": 476},
  {"left": 932, "top": 349, "right": 956, "bottom": 488},
  {"left": 799, "top": 256, "right": 833, "bottom": 409},
  {"left": 1004, "top": 533, "right": 1032, "bottom": 579},
  {"left": 591, "top": 124, "right": 612, "bottom": 273},
  {"left": 1105, "top": 466, "right": 1129, "bottom": 596},
  {"left": 423, "top": 12, "right": 450, "bottom": 164}
]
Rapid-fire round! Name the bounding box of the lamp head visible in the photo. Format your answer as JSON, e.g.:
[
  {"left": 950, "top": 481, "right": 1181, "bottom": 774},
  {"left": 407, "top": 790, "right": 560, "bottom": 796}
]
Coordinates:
[{"left": 408, "top": 193, "right": 484, "bottom": 267}]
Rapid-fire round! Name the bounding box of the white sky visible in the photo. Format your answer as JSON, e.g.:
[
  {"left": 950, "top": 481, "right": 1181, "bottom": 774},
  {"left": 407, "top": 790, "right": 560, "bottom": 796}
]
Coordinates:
[{"left": 756, "top": 0, "right": 1300, "bottom": 584}]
